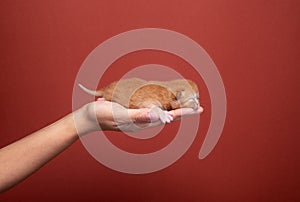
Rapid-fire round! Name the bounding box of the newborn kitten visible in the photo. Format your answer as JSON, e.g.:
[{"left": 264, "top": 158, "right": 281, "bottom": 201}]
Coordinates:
[{"left": 79, "top": 78, "right": 199, "bottom": 123}]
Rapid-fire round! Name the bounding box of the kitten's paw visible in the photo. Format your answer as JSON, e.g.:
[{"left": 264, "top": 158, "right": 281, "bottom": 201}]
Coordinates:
[
  {"left": 165, "top": 111, "right": 174, "bottom": 123},
  {"left": 151, "top": 107, "right": 173, "bottom": 124}
]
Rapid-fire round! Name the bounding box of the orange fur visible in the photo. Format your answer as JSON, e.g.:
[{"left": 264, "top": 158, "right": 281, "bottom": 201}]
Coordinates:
[{"left": 80, "top": 78, "right": 199, "bottom": 111}]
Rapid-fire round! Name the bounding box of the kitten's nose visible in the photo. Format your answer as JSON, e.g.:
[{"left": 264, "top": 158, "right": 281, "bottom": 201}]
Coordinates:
[
  {"left": 193, "top": 98, "right": 200, "bottom": 110},
  {"left": 193, "top": 103, "right": 199, "bottom": 110}
]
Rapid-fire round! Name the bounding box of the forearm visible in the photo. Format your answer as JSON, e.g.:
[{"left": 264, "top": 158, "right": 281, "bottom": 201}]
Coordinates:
[
  {"left": 0, "top": 100, "right": 202, "bottom": 193},
  {"left": 0, "top": 111, "right": 81, "bottom": 193}
]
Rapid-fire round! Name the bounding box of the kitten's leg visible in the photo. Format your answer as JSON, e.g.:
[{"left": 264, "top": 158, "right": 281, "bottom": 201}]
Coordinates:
[
  {"left": 150, "top": 106, "right": 173, "bottom": 124},
  {"left": 133, "top": 100, "right": 173, "bottom": 124}
]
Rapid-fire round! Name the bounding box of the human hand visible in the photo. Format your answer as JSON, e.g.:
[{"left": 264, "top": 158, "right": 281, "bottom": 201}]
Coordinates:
[{"left": 74, "top": 98, "right": 203, "bottom": 135}]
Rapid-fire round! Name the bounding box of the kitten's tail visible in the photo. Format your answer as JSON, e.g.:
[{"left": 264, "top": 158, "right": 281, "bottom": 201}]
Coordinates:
[{"left": 78, "top": 84, "right": 103, "bottom": 97}]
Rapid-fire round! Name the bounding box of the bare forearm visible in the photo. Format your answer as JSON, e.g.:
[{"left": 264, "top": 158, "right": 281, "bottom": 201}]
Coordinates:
[
  {"left": 0, "top": 100, "right": 202, "bottom": 193},
  {"left": 0, "top": 112, "right": 79, "bottom": 193}
]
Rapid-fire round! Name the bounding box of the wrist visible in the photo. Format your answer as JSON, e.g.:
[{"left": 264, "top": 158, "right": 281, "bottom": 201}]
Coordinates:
[{"left": 73, "top": 103, "right": 100, "bottom": 136}]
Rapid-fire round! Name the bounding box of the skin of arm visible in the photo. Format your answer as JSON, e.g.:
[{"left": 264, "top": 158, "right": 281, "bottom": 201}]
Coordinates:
[{"left": 0, "top": 99, "right": 203, "bottom": 193}]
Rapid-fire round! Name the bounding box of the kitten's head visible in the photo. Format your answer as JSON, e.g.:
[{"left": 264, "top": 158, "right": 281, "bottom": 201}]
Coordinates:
[{"left": 173, "top": 80, "right": 200, "bottom": 110}]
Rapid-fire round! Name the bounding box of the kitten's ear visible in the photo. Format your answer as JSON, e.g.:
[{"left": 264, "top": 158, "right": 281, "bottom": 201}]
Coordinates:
[{"left": 176, "top": 90, "right": 185, "bottom": 100}]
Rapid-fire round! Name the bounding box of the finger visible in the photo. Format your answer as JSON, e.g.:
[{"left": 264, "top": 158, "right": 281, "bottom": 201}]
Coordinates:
[
  {"left": 171, "top": 106, "right": 204, "bottom": 120},
  {"left": 135, "top": 119, "right": 164, "bottom": 129},
  {"left": 118, "top": 109, "right": 162, "bottom": 132},
  {"left": 128, "top": 108, "right": 160, "bottom": 123},
  {"left": 97, "top": 97, "right": 105, "bottom": 101}
]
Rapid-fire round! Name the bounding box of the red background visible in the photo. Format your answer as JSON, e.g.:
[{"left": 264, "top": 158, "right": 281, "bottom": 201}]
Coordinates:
[{"left": 0, "top": 0, "right": 299, "bottom": 201}]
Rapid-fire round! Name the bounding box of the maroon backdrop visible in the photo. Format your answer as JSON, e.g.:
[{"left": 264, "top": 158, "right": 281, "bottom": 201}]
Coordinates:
[{"left": 0, "top": 0, "right": 299, "bottom": 201}]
